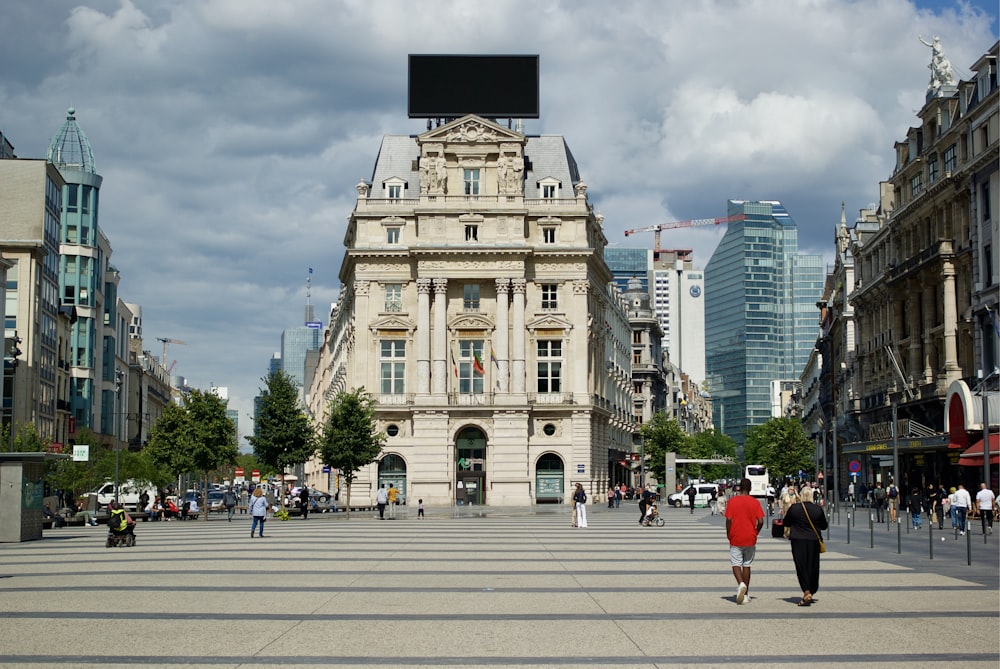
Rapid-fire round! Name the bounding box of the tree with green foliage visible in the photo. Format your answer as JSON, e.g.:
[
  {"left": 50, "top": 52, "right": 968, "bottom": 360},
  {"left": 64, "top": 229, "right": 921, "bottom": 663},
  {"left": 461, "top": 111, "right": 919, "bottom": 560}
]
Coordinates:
[
  {"left": 248, "top": 370, "right": 317, "bottom": 478},
  {"left": 692, "top": 428, "right": 739, "bottom": 482},
  {"left": 639, "top": 412, "right": 694, "bottom": 485},
  {"left": 185, "top": 389, "right": 240, "bottom": 506},
  {"left": 318, "top": 388, "right": 384, "bottom": 519},
  {"left": 145, "top": 403, "right": 197, "bottom": 480},
  {"left": 743, "top": 417, "right": 815, "bottom": 481},
  {"left": 146, "top": 391, "right": 239, "bottom": 518}
]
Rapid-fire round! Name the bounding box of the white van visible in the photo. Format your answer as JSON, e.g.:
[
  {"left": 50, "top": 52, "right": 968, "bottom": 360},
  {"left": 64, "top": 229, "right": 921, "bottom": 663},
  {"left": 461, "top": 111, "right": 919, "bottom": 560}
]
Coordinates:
[{"left": 89, "top": 480, "right": 158, "bottom": 511}]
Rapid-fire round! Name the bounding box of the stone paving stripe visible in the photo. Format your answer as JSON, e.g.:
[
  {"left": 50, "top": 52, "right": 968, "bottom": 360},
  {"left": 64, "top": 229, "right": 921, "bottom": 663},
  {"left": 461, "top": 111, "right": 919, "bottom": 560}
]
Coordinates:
[{"left": 0, "top": 652, "right": 994, "bottom": 666}]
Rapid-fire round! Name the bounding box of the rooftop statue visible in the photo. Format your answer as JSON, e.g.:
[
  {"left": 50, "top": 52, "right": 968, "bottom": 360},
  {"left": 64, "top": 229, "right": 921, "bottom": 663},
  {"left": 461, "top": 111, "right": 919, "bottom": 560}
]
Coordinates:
[{"left": 919, "top": 35, "right": 957, "bottom": 96}]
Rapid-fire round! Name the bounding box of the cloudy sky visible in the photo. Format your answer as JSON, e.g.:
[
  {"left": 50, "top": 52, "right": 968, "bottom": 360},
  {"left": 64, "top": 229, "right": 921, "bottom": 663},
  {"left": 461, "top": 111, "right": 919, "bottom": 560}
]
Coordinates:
[{"left": 1, "top": 0, "right": 996, "bottom": 447}]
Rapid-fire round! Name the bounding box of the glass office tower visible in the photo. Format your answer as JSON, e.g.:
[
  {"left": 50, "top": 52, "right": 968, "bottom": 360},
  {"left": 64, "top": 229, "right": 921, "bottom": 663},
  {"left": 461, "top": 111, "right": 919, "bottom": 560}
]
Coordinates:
[{"left": 705, "top": 200, "right": 824, "bottom": 448}]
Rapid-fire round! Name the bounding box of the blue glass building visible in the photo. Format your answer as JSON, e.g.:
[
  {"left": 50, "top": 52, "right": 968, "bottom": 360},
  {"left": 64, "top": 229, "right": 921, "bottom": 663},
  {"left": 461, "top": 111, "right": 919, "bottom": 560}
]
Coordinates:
[
  {"left": 48, "top": 108, "right": 108, "bottom": 434},
  {"left": 705, "top": 200, "right": 824, "bottom": 448}
]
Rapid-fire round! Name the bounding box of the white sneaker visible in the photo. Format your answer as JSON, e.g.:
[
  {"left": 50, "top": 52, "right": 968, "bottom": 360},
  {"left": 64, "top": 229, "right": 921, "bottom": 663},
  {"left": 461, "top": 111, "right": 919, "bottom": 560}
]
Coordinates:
[{"left": 737, "top": 582, "right": 747, "bottom": 604}]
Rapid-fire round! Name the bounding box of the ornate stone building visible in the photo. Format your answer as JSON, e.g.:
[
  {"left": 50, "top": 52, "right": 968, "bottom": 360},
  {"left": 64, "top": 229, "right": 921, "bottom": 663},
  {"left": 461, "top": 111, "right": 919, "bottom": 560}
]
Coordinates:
[
  {"left": 308, "top": 115, "right": 635, "bottom": 507},
  {"left": 836, "top": 41, "right": 998, "bottom": 492}
]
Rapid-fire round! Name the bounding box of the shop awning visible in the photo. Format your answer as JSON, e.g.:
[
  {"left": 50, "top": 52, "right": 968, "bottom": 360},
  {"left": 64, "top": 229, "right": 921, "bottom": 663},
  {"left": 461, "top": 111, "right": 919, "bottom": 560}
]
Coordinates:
[{"left": 958, "top": 433, "right": 999, "bottom": 466}]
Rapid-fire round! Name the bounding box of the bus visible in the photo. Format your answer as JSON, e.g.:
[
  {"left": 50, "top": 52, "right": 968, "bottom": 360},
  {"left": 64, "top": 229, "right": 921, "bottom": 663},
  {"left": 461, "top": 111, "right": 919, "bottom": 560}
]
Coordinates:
[{"left": 744, "top": 465, "right": 769, "bottom": 498}]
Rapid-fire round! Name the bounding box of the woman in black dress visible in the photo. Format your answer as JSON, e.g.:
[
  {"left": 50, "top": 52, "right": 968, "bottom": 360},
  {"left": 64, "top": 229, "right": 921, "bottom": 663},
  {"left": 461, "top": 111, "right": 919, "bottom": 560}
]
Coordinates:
[{"left": 783, "top": 485, "right": 828, "bottom": 606}]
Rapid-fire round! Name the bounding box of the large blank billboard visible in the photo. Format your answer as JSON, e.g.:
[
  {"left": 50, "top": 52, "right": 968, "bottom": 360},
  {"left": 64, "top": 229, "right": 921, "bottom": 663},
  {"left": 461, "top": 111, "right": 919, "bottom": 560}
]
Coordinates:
[{"left": 408, "top": 55, "right": 540, "bottom": 119}]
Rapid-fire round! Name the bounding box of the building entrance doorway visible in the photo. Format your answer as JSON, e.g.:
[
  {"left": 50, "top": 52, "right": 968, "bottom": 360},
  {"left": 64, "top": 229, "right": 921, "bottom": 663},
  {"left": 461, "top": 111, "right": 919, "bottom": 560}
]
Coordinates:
[
  {"left": 534, "top": 453, "right": 564, "bottom": 504},
  {"left": 456, "top": 427, "right": 486, "bottom": 505},
  {"left": 378, "top": 454, "right": 408, "bottom": 505}
]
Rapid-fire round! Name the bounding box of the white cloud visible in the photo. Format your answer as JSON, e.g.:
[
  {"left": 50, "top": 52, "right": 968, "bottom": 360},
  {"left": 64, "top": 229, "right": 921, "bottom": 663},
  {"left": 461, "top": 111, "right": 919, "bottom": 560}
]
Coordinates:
[{"left": 1, "top": 0, "right": 995, "bottom": 445}]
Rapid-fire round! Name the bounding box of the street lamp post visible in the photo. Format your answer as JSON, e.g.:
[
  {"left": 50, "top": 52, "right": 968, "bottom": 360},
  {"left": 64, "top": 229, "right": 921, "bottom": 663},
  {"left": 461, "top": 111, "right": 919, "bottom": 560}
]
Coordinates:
[{"left": 114, "top": 369, "right": 124, "bottom": 504}]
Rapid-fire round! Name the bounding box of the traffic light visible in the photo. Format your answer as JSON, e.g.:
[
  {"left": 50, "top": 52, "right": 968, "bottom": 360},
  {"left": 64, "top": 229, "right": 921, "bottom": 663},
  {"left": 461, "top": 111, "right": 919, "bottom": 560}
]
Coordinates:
[{"left": 5, "top": 332, "right": 22, "bottom": 369}]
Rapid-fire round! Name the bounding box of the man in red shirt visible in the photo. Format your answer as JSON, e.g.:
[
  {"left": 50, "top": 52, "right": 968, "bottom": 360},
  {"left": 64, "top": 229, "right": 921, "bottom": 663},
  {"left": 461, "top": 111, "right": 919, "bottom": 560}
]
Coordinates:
[{"left": 725, "top": 477, "right": 765, "bottom": 604}]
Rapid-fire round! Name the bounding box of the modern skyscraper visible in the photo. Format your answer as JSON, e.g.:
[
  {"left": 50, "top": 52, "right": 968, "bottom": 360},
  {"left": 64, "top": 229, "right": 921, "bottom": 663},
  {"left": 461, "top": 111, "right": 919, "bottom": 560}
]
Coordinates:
[
  {"left": 705, "top": 200, "right": 824, "bottom": 448},
  {"left": 604, "top": 247, "right": 706, "bottom": 386}
]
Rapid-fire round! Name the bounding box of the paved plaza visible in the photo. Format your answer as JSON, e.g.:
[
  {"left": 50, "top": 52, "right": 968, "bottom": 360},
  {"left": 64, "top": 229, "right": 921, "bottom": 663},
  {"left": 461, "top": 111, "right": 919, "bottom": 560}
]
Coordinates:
[{"left": 0, "top": 503, "right": 997, "bottom": 668}]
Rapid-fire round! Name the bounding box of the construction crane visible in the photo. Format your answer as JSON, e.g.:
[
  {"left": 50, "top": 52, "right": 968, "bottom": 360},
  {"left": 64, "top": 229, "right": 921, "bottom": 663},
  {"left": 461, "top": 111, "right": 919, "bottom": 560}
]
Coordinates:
[
  {"left": 157, "top": 338, "right": 187, "bottom": 365},
  {"left": 624, "top": 214, "right": 747, "bottom": 256}
]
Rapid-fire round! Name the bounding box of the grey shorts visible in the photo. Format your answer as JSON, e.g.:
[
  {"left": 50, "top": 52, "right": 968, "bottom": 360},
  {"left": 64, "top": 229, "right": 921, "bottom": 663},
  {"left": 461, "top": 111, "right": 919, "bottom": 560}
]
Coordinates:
[{"left": 729, "top": 545, "right": 757, "bottom": 567}]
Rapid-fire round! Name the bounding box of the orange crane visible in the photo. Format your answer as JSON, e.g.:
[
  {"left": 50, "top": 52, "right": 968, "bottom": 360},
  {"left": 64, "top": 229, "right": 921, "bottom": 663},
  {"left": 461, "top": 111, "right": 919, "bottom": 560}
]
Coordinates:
[{"left": 624, "top": 214, "right": 746, "bottom": 256}]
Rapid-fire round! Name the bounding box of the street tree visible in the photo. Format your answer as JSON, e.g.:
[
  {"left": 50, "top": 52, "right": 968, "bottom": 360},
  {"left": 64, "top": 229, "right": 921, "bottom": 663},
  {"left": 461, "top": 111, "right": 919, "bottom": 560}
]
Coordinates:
[
  {"left": 639, "top": 412, "right": 694, "bottom": 487},
  {"left": 248, "top": 370, "right": 317, "bottom": 481},
  {"left": 743, "top": 417, "right": 815, "bottom": 481},
  {"left": 184, "top": 389, "right": 240, "bottom": 515},
  {"left": 318, "top": 388, "right": 384, "bottom": 519},
  {"left": 145, "top": 402, "right": 198, "bottom": 481},
  {"left": 692, "top": 428, "right": 739, "bottom": 482}
]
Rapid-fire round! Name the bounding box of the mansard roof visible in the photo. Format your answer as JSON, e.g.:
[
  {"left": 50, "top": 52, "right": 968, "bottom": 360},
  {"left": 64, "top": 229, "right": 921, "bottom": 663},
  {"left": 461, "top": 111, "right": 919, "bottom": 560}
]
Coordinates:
[{"left": 368, "top": 116, "right": 581, "bottom": 198}]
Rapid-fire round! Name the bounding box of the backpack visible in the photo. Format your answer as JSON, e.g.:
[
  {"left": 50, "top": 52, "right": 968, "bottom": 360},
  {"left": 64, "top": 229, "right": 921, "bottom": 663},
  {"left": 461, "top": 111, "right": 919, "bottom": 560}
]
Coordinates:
[
  {"left": 874, "top": 487, "right": 886, "bottom": 501},
  {"left": 888, "top": 486, "right": 898, "bottom": 499}
]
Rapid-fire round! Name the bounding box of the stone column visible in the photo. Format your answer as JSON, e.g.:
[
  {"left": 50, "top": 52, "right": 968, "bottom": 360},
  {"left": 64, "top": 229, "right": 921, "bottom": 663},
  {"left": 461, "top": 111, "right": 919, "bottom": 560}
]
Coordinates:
[
  {"left": 432, "top": 279, "right": 449, "bottom": 394},
  {"left": 494, "top": 279, "right": 510, "bottom": 393},
  {"left": 572, "top": 280, "right": 590, "bottom": 397},
  {"left": 511, "top": 278, "right": 526, "bottom": 394},
  {"left": 416, "top": 278, "right": 432, "bottom": 395},
  {"left": 940, "top": 255, "right": 960, "bottom": 379},
  {"left": 354, "top": 280, "right": 370, "bottom": 387},
  {"left": 921, "top": 281, "right": 935, "bottom": 384}
]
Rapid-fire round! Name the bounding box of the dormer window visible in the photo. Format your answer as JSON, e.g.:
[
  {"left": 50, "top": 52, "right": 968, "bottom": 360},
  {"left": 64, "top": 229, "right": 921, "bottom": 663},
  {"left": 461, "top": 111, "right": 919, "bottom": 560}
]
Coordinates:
[
  {"left": 383, "top": 177, "right": 407, "bottom": 201},
  {"left": 538, "top": 177, "right": 561, "bottom": 199}
]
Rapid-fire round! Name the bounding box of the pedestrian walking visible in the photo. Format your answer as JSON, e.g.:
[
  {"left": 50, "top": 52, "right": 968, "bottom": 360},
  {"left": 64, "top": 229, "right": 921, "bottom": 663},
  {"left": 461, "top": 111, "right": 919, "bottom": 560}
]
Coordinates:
[
  {"left": 638, "top": 486, "right": 654, "bottom": 525},
  {"left": 607, "top": 487, "right": 615, "bottom": 509},
  {"left": 249, "top": 487, "right": 268, "bottom": 538},
  {"left": 887, "top": 481, "right": 899, "bottom": 523},
  {"left": 975, "top": 483, "right": 996, "bottom": 535},
  {"left": 299, "top": 485, "right": 310, "bottom": 520},
  {"left": 573, "top": 483, "right": 588, "bottom": 528},
  {"left": 873, "top": 482, "right": 886, "bottom": 522},
  {"left": 417, "top": 498, "right": 425, "bottom": 519},
  {"left": 952, "top": 484, "right": 972, "bottom": 535},
  {"left": 724, "top": 478, "right": 765, "bottom": 605},
  {"left": 687, "top": 484, "right": 697, "bottom": 514},
  {"left": 376, "top": 484, "right": 388, "bottom": 520},
  {"left": 387, "top": 484, "right": 398, "bottom": 519},
  {"left": 782, "top": 485, "right": 828, "bottom": 606},
  {"left": 223, "top": 487, "right": 237, "bottom": 522},
  {"left": 910, "top": 487, "right": 923, "bottom": 529}
]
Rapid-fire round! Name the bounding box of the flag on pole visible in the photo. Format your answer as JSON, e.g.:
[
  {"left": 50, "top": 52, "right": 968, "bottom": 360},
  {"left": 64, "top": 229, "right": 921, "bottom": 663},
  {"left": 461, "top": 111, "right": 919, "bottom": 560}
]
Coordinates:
[
  {"left": 490, "top": 345, "right": 499, "bottom": 369},
  {"left": 473, "top": 351, "right": 486, "bottom": 376},
  {"left": 450, "top": 348, "right": 458, "bottom": 378},
  {"left": 987, "top": 304, "right": 1000, "bottom": 339}
]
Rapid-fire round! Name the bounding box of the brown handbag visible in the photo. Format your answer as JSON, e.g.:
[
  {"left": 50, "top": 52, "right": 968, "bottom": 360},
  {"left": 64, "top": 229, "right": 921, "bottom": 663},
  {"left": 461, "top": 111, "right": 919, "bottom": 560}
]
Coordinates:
[{"left": 801, "top": 501, "right": 826, "bottom": 553}]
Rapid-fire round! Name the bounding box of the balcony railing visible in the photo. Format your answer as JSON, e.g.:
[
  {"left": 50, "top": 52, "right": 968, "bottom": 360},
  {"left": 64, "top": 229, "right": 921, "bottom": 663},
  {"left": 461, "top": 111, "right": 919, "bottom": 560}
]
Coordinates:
[
  {"left": 449, "top": 392, "right": 494, "bottom": 406},
  {"left": 528, "top": 392, "right": 572, "bottom": 405},
  {"left": 378, "top": 394, "right": 413, "bottom": 406}
]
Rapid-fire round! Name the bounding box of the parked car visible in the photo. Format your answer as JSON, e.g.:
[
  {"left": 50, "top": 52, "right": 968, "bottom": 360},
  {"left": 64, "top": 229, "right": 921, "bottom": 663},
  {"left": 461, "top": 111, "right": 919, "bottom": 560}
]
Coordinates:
[
  {"left": 667, "top": 483, "right": 720, "bottom": 508},
  {"left": 206, "top": 491, "right": 225, "bottom": 513},
  {"left": 87, "top": 480, "right": 157, "bottom": 511}
]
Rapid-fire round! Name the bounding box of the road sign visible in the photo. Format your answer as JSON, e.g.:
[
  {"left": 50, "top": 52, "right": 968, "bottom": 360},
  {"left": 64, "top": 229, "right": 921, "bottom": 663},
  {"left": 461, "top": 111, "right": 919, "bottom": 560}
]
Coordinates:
[
  {"left": 251, "top": 469, "right": 260, "bottom": 482},
  {"left": 848, "top": 460, "right": 861, "bottom": 474}
]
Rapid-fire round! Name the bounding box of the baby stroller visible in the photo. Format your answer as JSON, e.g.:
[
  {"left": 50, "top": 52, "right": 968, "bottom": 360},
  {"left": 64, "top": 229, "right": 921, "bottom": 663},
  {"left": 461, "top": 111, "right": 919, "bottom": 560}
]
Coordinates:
[
  {"left": 642, "top": 503, "right": 665, "bottom": 527},
  {"left": 106, "top": 502, "right": 137, "bottom": 548}
]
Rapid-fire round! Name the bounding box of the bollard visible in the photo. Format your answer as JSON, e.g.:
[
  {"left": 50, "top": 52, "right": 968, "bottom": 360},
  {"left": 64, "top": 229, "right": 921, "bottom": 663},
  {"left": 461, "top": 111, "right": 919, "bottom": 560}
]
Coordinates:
[
  {"left": 906, "top": 509, "right": 911, "bottom": 534},
  {"left": 928, "top": 521, "right": 933, "bottom": 560},
  {"left": 870, "top": 513, "right": 875, "bottom": 548},
  {"left": 897, "top": 517, "right": 902, "bottom": 554},
  {"left": 852, "top": 502, "right": 856, "bottom": 527},
  {"left": 846, "top": 512, "right": 851, "bottom": 544},
  {"left": 966, "top": 522, "right": 972, "bottom": 566}
]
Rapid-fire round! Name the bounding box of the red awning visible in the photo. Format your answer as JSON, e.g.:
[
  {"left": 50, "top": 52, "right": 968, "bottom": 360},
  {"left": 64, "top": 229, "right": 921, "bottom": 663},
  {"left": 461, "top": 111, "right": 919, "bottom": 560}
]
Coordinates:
[{"left": 958, "top": 433, "right": 1000, "bottom": 466}]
